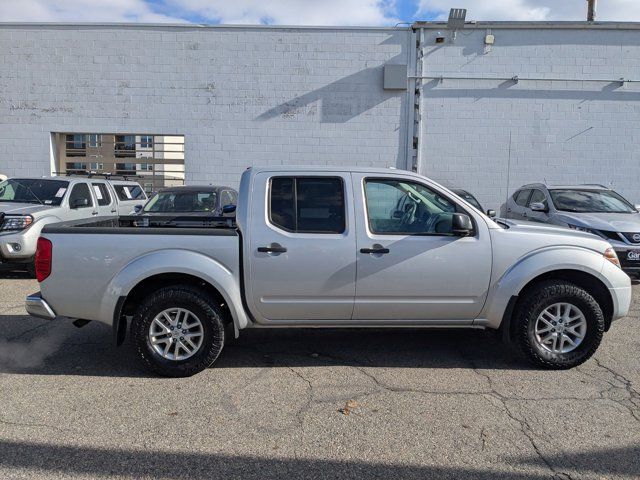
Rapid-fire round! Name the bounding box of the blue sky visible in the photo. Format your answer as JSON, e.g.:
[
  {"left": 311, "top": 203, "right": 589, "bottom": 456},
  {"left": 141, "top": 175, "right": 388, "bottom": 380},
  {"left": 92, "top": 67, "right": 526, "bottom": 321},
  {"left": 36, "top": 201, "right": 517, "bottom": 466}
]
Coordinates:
[{"left": 1, "top": 1, "right": 639, "bottom": 24}]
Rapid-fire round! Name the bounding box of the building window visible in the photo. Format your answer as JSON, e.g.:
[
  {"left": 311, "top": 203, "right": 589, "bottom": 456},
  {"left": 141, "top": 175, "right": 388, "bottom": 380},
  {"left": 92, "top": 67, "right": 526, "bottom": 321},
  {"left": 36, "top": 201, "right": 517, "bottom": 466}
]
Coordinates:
[
  {"left": 115, "top": 135, "right": 136, "bottom": 158},
  {"left": 139, "top": 163, "right": 153, "bottom": 171},
  {"left": 140, "top": 135, "right": 153, "bottom": 149},
  {"left": 89, "top": 162, "right": 104, "bottom": 171},
  {"left": 88, "top": 134, "right": 102, "bottom": 148},
  {"left": 66, "top": 134, "right": 86, "bottom": 157},
  {"left": 116, "top": 163, "right": 137, "bottom": 175},
  {"left": 66, "top": 162, "right": 87, "bottom": 173}
]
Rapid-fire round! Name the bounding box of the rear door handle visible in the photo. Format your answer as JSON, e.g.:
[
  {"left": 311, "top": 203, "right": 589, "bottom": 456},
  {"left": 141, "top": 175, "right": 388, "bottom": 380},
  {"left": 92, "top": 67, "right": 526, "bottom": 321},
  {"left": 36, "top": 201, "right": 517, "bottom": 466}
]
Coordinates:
[
  {"left": 258, "top": 243, "right": 287, "bottom": 253},
  {"left": 360, "top": 246, "right": 390, "bottom": 254}
]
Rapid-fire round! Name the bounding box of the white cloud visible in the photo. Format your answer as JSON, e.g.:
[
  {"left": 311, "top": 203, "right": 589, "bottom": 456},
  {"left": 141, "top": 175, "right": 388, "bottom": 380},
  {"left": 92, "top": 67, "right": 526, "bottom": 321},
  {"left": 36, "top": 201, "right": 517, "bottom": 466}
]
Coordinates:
[
  {"left": 418, "top": 0, "right": 640, "bottom": 21},
  {"left": 0, "top": 0, "right": 399, "bottom": 25},
  {"left": 0, "top": 0, "right": 186, "bottom": 23},
  {"left": 165, "top": 0, "right": 399, "bottom": 26}
]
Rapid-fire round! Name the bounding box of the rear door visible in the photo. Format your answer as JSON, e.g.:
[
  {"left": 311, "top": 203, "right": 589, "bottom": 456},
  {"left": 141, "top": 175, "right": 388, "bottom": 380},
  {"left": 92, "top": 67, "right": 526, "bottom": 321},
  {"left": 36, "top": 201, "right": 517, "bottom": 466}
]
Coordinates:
[
  {"left": 245, "top": 171, "right": 356, "bottom": 322},
  {"left": 507, "top": 189, "right": 532, "bottom": 220},
  {"left": 91, "top": 181, "right": 117, "bottom": 216}
]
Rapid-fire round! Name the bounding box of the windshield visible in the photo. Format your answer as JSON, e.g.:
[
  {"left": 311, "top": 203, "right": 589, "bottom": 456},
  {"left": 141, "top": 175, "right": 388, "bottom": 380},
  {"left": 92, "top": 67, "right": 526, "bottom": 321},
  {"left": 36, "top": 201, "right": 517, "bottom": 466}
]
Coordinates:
[
  {"left": 143, "top": 190, "right": 218, "bottom": 213},
  {"left": 549, "top": 189, "right": 636, "bottom": 214},
  {"left": 0, "top": 178, "right": 69, "bottom": 206},
  {"left": 456, "top": 192, "right": 482, "bottom": 210}
]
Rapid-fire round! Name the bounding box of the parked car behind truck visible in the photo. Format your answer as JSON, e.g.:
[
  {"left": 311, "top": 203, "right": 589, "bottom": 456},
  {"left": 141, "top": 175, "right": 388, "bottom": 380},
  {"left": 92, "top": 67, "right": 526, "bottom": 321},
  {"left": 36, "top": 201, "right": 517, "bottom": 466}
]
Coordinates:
[
  {"left": 0, "top": 176, "right": 145, "bottom": 272},
  {"left": 507, "top": 183, "right": 640, "bottom": 277},
  {"left": 27, "top": 167, "right": 631, "bottom": 377},
  {"left": 138, "top": 185, "right": 238, "bottom": 217}
]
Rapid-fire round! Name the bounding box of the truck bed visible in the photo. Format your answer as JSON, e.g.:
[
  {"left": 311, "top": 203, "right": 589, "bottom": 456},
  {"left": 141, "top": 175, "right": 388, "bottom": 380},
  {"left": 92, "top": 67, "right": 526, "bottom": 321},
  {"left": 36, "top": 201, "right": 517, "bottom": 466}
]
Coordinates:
[{"left": 39, "top": 216, "right": 240, "bottom": 325}]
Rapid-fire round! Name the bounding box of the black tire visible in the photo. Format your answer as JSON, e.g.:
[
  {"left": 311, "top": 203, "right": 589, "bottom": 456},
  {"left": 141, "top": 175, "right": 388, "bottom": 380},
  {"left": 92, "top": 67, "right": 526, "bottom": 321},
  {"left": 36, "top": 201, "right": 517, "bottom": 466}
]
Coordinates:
[
  {"left": 131, "top": 285, "right": 225, "bottom": 377},
  {"left": 513, "top": 280, "right": 604, "bottom": 369}
]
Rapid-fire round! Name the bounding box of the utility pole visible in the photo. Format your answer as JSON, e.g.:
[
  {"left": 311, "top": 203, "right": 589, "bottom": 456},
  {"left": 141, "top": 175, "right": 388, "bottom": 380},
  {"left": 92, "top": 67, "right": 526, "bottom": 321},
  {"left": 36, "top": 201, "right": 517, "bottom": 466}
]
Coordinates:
[{"left": 587, "top": 0, "right": 597, "bottom": 21}]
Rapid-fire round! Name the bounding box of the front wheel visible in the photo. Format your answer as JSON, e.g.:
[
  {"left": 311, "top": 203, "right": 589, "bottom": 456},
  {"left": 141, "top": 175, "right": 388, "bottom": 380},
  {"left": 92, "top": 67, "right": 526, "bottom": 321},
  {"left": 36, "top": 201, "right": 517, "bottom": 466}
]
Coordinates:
[
  {"left": 513, "top": 281, "right": 605, "bottom": 369},
  {"left": 131, "top": 285, "right": 225, "bottom": 377}
]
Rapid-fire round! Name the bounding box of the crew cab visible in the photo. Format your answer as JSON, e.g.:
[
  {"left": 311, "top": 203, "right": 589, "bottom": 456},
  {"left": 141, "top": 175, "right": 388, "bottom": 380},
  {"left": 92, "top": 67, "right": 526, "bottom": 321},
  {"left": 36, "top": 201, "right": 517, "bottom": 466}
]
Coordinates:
[
  {"left": 0, "top": 176, "right": 145, "bottom": 271},
  {"left": 26, "top": 167, "right": 632, "bottom": 377}
]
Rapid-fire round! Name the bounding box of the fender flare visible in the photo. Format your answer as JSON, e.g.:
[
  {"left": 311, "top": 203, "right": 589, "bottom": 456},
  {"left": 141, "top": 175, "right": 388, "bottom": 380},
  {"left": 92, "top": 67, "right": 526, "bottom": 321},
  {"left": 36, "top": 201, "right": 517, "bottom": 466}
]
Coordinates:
[
  {"left": 481, "top": 246, "right": 609, "bottom": 330},
  {"left": 102, "top": 249, "right": 249, "bottom": 342}
]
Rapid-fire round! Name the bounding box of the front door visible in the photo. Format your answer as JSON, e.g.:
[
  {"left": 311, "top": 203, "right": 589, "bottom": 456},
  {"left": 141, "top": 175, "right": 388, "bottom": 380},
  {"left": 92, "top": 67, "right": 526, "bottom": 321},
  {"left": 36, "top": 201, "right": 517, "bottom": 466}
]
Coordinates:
[
  {"left": 246, "top": 172, "right": 356, "bottom": 322},
  {"left": 352, "top": 174, "right": 492, "bottom": 321},
  {"left": 525, "top": 189, "right": 550, "bottom": 223},
  {"left": 508, "top": 189, "right": 532, "bottom": 220}
]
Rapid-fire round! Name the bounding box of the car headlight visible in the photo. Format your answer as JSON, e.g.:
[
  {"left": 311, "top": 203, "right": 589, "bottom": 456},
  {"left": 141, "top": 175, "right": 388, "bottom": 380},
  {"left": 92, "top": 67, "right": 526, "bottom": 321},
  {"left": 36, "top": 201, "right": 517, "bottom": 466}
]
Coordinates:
[
  {"left": 567, "top": 224, "right": 603, "bottom": 236},
  {"left": 1, "top": 215, "right": 34, "bottom": 231},
  {"left": 604, "top": 247, "right": 621, "bottom": 268}
]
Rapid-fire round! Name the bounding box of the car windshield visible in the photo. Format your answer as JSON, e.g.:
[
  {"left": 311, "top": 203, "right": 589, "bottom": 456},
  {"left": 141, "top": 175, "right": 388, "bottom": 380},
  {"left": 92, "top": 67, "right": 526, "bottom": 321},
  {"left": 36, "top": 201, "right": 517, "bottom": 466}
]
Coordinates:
[
  {"left": 549, "top": 189, "right": 636, "bottom": 213},
  {"left": 0, "top": 178, "right": 69, "bottom": 206},
  {"left": 456, "top": 192, "right": 482, "bottom": 210},
  {"left": 143, "top": 190, "right": 218, "bottom": 213}
]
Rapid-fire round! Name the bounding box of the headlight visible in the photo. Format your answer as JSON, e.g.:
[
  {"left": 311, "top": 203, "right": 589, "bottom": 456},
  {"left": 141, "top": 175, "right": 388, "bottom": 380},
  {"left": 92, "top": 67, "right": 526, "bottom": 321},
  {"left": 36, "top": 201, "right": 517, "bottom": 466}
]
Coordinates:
[
  {"left": 604, "top": 247, "right": 621, "bottom": 268},
  {"left": 567, "top": 224, "right": 603, "bottom": 237},
  {"left": 1, "top": 215, "right": 33, "bottom": 231}
]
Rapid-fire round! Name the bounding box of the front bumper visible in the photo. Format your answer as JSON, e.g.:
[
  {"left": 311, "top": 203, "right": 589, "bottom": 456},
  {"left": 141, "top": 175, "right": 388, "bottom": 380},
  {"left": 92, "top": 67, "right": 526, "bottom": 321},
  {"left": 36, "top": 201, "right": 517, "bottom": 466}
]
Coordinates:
[
  {"left": 25, "top": 293, "right": 57, "bottom": 320},
  {"left": 615, "top": 248, "right": 640, "bottom": 275}
]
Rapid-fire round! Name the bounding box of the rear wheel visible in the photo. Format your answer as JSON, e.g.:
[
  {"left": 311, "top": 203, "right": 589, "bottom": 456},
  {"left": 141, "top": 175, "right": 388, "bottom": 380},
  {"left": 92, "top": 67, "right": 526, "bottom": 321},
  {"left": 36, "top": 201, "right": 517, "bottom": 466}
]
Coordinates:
[
  {"left": 513, "top": 281, "right": 604, "bottom": 369},
  {"left": 131, "top": 285, "right": 225, "bottom": 377}
]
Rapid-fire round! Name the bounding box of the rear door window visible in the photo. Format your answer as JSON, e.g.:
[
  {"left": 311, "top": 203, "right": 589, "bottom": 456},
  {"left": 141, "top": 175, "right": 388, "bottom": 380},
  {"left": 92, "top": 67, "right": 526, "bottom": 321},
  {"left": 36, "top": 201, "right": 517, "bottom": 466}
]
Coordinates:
[
  {"left": 114, "top": 184, "right": 146, "bottom": 201},
  {"left": 269, "top": 177, "right": 345, "bottom": 234},
  {"left": 92, "top": 183, "right": 112, "bottom": 206}
]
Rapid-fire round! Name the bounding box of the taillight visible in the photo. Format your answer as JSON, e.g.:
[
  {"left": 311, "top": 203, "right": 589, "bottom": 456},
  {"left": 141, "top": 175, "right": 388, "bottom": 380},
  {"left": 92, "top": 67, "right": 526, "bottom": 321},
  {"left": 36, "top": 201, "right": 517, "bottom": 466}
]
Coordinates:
[{"left": 35, "top": 237, "right": 52, "bottom": 282}]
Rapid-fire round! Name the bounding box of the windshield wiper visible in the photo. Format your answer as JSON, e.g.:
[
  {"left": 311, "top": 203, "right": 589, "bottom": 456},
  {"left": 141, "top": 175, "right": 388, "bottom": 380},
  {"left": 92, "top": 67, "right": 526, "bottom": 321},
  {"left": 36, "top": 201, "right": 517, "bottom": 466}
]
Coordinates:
[{"left": 11, "top": 181, "right": 44, "bottom": 205}]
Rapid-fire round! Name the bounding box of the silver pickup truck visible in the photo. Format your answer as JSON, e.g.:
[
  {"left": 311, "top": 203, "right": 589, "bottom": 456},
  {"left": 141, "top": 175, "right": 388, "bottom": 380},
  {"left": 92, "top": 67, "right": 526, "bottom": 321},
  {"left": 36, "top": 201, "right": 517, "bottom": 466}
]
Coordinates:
[
  {"left": 0, "top": 176, "right": 146, "bottom": 271},
  {"left": 26, "top": 167, "right": 632, "bottom": 377}
]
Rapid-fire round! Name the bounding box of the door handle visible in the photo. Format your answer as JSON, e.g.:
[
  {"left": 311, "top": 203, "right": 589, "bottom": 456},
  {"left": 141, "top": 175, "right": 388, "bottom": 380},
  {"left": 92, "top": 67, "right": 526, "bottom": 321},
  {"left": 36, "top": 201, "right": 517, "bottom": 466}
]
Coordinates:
[
  {"left": 92, "top": 212, "right": 99, "bottom": 216},
  {"left": 257, "top": 243, "right": 287, "bottom": 253},
  {"left": 360, "top": 246, "right": 390, "bottom": 254}
]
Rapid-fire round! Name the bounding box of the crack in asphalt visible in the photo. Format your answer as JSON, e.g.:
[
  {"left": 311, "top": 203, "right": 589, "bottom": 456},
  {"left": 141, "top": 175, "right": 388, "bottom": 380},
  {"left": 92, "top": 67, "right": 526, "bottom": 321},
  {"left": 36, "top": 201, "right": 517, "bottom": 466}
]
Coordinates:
[{"left": 0, "top": 417, "right": 70, "bottom": 434}]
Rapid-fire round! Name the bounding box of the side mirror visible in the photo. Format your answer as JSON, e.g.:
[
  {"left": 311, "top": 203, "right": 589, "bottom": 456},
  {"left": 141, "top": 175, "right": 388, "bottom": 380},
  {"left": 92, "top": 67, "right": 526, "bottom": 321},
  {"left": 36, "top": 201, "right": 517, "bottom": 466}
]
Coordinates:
[
  {"left": 530, "top": 202, "right": 548, "bottom": 213},
  {"left": 133, "top": 205, "right": 143, "bottom": 213},
  {"left": 222, "top": 204, "right": 236, "bottom": 214},
  {"left": 486, "top": 209, "right": 496, "bottom": 218},
  {"left": 71, "top": 198, "right": 89, "bottom": 209},
  {"left": 451, "top": 213, "right": 473, "bottom": 236}
]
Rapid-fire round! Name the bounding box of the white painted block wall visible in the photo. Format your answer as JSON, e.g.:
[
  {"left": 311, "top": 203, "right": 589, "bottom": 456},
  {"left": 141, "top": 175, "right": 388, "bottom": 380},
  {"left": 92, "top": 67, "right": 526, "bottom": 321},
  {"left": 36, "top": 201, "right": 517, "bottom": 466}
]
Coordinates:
[
  {"left": 418, "top": 26, "right": 640, "bottom": 211},
  {"left": 0, "top": 24, "right": 411, "bottom": 188}
]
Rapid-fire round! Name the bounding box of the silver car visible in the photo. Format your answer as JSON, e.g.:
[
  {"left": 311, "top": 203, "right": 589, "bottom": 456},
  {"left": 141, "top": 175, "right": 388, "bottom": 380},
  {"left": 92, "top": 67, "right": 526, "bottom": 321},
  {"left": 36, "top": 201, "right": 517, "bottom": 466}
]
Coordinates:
[
  {"left": 0, "top": 176, "right": 146, "bottom": 272},
  {"left": 506, "top": 183, "right": 640, "bottom": 276}
]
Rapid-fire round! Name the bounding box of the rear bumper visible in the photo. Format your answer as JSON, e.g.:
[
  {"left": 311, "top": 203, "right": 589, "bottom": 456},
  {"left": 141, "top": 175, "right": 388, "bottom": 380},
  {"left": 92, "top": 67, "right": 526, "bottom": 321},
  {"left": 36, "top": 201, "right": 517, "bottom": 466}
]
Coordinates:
[{"left": 25, "top": 293, "right": 57, "bottom": 320}]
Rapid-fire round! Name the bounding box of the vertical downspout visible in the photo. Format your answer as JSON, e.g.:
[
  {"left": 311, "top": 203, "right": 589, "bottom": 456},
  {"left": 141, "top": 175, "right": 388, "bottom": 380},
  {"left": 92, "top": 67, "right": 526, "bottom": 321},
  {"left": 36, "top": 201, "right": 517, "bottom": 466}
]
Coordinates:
[
  {"left": 413, "top": 27, "right": 426, "bottom": 173},
  {"left": 587, "top": 0, "right": 597, "bottom": 21},
  {"left": 404, "top": 27, "right": 418, "bottom": 172}
]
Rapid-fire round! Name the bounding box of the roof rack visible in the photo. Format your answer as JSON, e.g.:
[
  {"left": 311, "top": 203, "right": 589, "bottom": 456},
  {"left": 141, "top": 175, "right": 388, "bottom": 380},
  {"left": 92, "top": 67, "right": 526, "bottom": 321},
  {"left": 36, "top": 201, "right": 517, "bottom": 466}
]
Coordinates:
[
  {"left": 52, "top": 171, "right": 143, "bottom": 181},
  {"left": 580, "top": 183, "right": 609, "bottom": 188}
]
